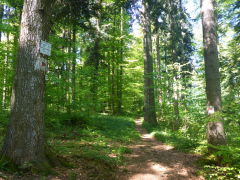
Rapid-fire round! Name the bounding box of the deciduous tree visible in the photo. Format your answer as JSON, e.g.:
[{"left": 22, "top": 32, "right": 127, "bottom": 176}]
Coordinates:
[{"left": 0, "top": 0, "right": 60, "bottom": 172}]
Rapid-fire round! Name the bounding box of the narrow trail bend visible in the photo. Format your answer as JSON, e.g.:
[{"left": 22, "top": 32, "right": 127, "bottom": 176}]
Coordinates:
[{"left": 116, "top": 116, "right": 204, "bottom": 180}]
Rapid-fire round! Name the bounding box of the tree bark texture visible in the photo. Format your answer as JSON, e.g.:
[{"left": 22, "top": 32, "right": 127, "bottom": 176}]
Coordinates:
[
  {"left": 143, "top": 5, "right": 149, "bottom": 122},
  {"left": 91, "top": 1, "right": 101, "bottom": 110},
  {"left": 1, "top": 0, "right": 52, "bottom": 166},
  {"left": 201, "top": 0, "right": 227, "bottom": 154},
  {"left": 143, "top": 0, "right": 157, "bottom": 126},
  {"left": 170, "top": 0, "right": 180, "bottom": 130}
]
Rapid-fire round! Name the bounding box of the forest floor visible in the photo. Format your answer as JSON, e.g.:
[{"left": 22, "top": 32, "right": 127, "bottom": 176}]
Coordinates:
[{"left": 0, "top": 116, "right": 205, "bottom": 180}]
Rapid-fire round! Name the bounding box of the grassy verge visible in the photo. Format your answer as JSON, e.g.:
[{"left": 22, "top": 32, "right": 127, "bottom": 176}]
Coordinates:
[{"left": 46, "top": 113, "right": 141, "bottom": 166}]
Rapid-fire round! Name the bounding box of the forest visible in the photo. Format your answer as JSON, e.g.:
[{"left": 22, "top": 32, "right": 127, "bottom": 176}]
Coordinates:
[{"left": 0, "top": 0, "right": 239, "bottom": 179}]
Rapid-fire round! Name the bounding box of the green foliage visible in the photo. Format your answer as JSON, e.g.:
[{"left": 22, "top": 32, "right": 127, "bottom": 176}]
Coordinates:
[
  {"left": 117, "top": 146, "right": 132, "bottom": 155},
  {"left": 200, "top": 165, "right": 240, "bottom": 180},
  {"left": 0, "top": 153, "right": 18, "bottom": 173},
  {"left": 47, "top": 114, "right": 140, "bottom": 167}
]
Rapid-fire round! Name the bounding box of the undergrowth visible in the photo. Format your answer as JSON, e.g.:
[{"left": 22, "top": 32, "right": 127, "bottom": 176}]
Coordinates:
[
  {"left": 0, "top": 111, "right": 140, "bottom": 178},
  {"left": 45, "top": 112, "right": 141, "bottom": 167}
]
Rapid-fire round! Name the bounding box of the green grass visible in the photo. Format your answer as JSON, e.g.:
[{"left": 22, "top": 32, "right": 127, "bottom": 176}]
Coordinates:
[{"left": 46, "top": 113, "right": 141, "bottom": 166}]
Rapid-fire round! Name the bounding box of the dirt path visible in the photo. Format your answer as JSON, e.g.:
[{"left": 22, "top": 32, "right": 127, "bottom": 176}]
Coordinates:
[{"left": 116, "top": 116, "right": 204, "bottom": 180}]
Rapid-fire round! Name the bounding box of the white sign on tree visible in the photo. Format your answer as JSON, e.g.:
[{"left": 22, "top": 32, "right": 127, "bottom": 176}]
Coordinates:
[
  {"left": 35, "top": 57, "right": 48, "bottom": 72},
  {"left": 208, "top": 106, "right": 214, "bottom": 115},
  {"left": 40, "top": 40, "right": 51, "bottom": 56}
]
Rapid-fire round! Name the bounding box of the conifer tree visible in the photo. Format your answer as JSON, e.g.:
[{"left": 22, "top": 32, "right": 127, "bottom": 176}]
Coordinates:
[
  {"left": 142, "top": 0, "right": 157, "bottom": 125},
  {"left": 201, "top": 0, "right": 227, "bottom": 165}
]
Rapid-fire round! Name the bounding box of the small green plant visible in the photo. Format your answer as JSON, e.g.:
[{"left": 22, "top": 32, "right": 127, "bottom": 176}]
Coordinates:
[
  {"left": 200, "top": 165, "right": 240, "bottom": 180},
  {"left": 19, "top": 161, "right": 33, "bottom": 169},
  {"left": 68, "top": 170, "right": 77, "bottom": 180},
  {"left": 0, "top": 161, "right": 9, "bottom": 171},
  {"left": 117, "top": 146, "right": 132, "bottom": 155}
]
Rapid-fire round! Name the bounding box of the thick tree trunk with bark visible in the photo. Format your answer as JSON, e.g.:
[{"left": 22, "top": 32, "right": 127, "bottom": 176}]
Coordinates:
[
  {"left": 201, "top": 0, "right": 227, "bottom": 165},
  {"left": 170, "top": 0, "right": 180, "bottom": 131},
  {"left": 91, "top": 1, "right": 101, "bottom": 111},
  {"left": 0, "top": 0, "right": 58, "bottom": 171},
  {"left": 143, "top": 13, "right": 149, "bottom": 122},
  {"left": 143, "top": 0, "right": 157, "bottom": 126}
]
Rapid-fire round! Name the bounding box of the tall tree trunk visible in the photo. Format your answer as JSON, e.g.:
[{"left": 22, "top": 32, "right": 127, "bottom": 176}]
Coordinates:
[
  {"left": 117, "top": 7, "right": 123, "bottom": 114},
  {"left": 91, "top": 1, "right": 101, "bottom": 111},
  {"left": 170, "top": 0, "right": 180, "bottom": 131},
  {"left": 107, "top": 52, "right": 112, "bottom": 112},
  {"left": 2, "top": 31, "right": 9, "bottom": 110},
  {"left": 143, "top": 0, "right": 157, "bottom": 126},
  {"left": 156, "top": 35, "right": 162, "bottom": 105},
  {"left": 179, "top": 0, "right": 188, "bottom": 112},
  {"left": 72, "top": 24, "right": 76, "bottom": 106},
  {"left": 66, "top": 27, "right": 71, "bottom": 114},
  {"left": 112, "top": 15, "right": 116, "bottom": 114},
  {"left": 2, "top": 8, "right": 9, "bottom": 110},
  {"left": 164, "top": 40, "right": 169, "bottom": 104},
  {"left": 0, "top": 0, "right": 57, "bottom": 170},
  {"left": 201, "top": 0, "right": 227, "bottom": 166},
  {"left": 143, "top": 1, "right": 149, "bottom": 122},
  {"left": 59, "top": 29, "right": 66, "bottom": 111}
]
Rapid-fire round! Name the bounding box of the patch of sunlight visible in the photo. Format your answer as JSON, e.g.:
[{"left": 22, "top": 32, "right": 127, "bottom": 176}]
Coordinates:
[
  {"left": 150, "top": 132, "right": 156, "bottom": 136},
  {"left": 100, "top": 113, "right": 108, "bottom": 115},
  {"left": 151, "top": 164, "right": 167, "bottom": 172},
  {"left": 131, "top": 173, "right": 162, "bottom": 180},
  {"left": 166, "top": 146, "right": 173, "bottom": 150},
  {"left": 162, "top": 131, "right": 168, "bottom": 135},
  {"left": 128, "top": 154, "right": 141, "bottom": 158},
  {"left": 142, "top": 133, "right": 153, "bottom": 139},
  {"left": 178, "top": 169, "right": 188, "bottom": 176}
]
